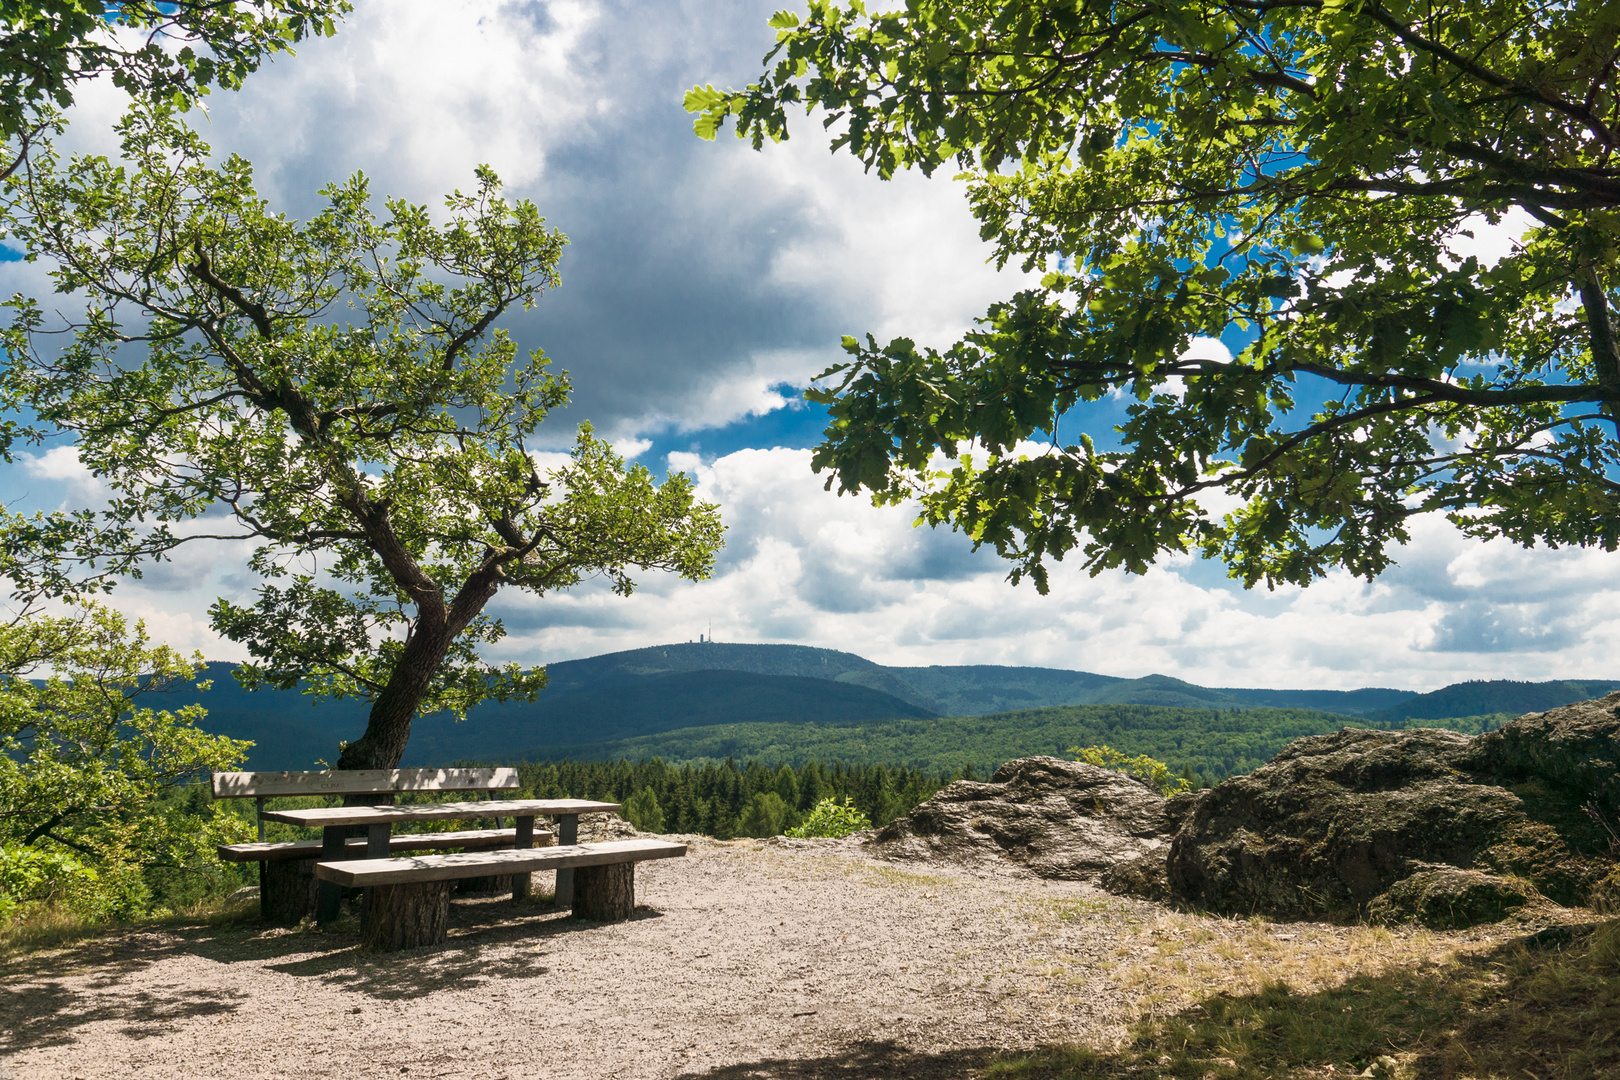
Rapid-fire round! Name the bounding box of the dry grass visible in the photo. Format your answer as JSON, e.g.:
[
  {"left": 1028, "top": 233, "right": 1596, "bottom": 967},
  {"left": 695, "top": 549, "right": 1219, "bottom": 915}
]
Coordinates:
[
  {"left": 984, "top": 912, "right": 1620, "bottom": 1080},
  {"left": 0, "top": 890, "right": 262, "bottom": 957}
]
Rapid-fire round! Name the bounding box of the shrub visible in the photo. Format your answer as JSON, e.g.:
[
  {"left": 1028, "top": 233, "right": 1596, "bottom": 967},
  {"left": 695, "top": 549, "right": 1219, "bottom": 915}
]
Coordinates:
[
  {"left": 0, "top": 843, "right": 99, "bottom": 925},
  {"left": 786, "top": 797, "right": 872, "bottom": 839},
  {"left": 739, "top": 791, "right": 790, "bottom": 838},
  {"left": 0, "top": 604, "right": 252, "bottom": 924},
  {"left": 1068, "top": 745, "right": 1193, "bottom": 796},
  {"left": 623, "top": 787, "right": 665, "bottom": 833}
]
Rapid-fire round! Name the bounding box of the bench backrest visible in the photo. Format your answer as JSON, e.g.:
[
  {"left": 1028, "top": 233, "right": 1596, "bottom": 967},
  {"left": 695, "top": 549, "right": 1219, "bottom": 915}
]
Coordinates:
[{"left": 211, "top": 767, "right": 521, "bottom": 800}]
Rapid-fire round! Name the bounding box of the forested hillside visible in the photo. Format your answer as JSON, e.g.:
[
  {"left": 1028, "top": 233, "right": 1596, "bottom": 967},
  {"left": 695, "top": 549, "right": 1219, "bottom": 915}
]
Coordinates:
[
  {"left": 518, "top": 757, "right": 951, "bottom": 836},
  {"left": 1369, "top": 680, "right": 1620, "bottom": 723},
  {"left": 515, "top": 704, "right": 1491, "bottom": 785},
  {"left": 177, "top": 644, "right": 1617, "bottom": 774}
]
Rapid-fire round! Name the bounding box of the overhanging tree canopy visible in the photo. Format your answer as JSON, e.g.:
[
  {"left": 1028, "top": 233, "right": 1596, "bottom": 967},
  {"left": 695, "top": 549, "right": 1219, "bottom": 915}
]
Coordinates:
[
  {"left": 689, "top": 0, "right": 1620, "bottom": 591},
  {"left": 1, "top": 110, "right": 725, "bottom": 769},
  {"left": 1, "top": 1, "right": 349, "bottom": 180}
]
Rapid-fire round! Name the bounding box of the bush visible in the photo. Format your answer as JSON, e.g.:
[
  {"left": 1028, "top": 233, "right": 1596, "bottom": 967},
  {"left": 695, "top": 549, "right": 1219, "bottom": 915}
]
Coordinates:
[
  {"left": 786, "top": 797, "right": 872, "bottom": 839},
  {"left": 739, "top": 791, "right": 790, "bottom": 838},
  {"left": 0, "top": 843, "right": 99, "bottom": 925},
  {"left": 1068, "top": 744, "right": 1193, "bottom": 796},
  {"left": 0, "top": 604, "right": 251, "bottom": 924},
  {"left": 623, "top": 787, "right": 665, "bottom": 833}
]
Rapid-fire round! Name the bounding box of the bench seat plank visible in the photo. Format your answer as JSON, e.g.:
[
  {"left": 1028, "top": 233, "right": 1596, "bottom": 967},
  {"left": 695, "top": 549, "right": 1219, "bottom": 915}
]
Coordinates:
[
  {"left": 218, "top": 828, "right": 551, "bottom": 863},
  {"left": 212, "top": 767, "right": 519, "bottom": 799},
  {"left": 316, "top": 839, "right": 687, "bottom": 887}
]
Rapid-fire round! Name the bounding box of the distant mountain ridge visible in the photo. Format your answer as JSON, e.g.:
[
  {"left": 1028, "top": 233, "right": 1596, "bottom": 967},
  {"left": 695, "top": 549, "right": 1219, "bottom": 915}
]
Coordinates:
[
  {"left": 174, "top": 642, "right": 1618, "bottom": 770},
  {"left": 1368, "top": 678, "right": 1620, "bottom": 724}
]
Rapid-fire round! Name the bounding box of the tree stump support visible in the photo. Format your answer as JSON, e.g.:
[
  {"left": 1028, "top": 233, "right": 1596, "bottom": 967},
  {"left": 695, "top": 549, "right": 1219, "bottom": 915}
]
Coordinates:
[
  {"left": 261, "top": 858, "right": 318, "bottom": 925},
  {"left": 573, "top": 862, "right": 634, "bottom": 921},
  {"left": 362, "top": 881, "right": 451, "bottom": 951}
]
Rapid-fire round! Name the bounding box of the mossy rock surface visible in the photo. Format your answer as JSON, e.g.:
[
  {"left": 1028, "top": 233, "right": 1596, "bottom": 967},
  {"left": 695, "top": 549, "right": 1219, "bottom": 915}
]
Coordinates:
[
  {"left": 1167, "top": 711, "right": 1616, "bottom": 924},
  {"left": 1366, "top": 866, "right": 1541, "bottom": 929},
  {"left": 1466, "top": 692, "right": 1620, "bottom": 812}
]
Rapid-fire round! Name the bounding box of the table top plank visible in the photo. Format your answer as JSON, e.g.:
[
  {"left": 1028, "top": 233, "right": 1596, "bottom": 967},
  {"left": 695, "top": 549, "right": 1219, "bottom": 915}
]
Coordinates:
[
  {"left": 315, "top": 839, "right": 686, "bottom": 886},
  {"left": 260, "top": 798, "right": 620, "bottom": 827},
  {"left": 212, "top": 768, "right": 520, "bottom": 799}
]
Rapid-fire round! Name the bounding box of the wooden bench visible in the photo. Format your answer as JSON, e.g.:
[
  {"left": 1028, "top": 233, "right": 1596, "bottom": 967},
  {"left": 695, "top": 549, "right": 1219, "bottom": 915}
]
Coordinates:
[
  {"left": 316, "top": 839, "right": 688, "bottom": 950},
  {"left": 211, "top": 768, "right": 546, "bottom": 923}
]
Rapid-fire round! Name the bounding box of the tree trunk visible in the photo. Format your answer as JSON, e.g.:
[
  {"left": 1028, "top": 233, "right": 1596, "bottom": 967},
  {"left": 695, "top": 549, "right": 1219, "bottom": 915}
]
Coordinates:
[
  {"left": 333, "top": 567, "right": 502, "bottom": 770},
  {"left": 362, "top": 881, "right": 451, "bottom": 951},
  {"left": 261, "top": 859, "right": 318, "bottom": 925},
  {"left": 573, "top": 863, "right": 635, "bottom": 921},
  {"left": 334, "top": 634, "right": 451, "bottom": 770}
]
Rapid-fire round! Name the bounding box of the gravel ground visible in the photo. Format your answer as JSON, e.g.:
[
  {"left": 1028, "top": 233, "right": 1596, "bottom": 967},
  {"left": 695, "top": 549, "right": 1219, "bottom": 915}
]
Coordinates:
[{"left": 0, "top": 835, "right": 1161, "bottom": 1080}]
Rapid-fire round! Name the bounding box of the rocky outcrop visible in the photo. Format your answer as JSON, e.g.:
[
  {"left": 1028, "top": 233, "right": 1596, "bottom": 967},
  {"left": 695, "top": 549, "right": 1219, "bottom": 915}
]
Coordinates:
[
  {"left": 1167, "top": 714, "right": 1615, "bottom": 923},
  {"left": 874, "top": 696, "right": 1619, "bottom": 929},
  {"left": 1364, "top": 865, "right": 1542, "bottom": 929},
  {"left": 1465, "top": 692, "right": 1620, "bottom": 811},
  {"left": 867, "top": 756, "right": 1187, "bottom": 881}
]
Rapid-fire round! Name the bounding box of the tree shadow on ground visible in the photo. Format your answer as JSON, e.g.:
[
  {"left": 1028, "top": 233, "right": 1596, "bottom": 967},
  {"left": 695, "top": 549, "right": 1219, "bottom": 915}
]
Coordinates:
[
  {"left": 675, "top": 1041, "right": 997, "bottom": 1079},
  {"left": 0, "top": 978, "right": 247, "bottom": 1053},
  {"left": 0, "top": 897, "right": 671, "bottom": 1051},
  {"left": 973, "top": 921, "right": 1620, "bottom": 1080}
]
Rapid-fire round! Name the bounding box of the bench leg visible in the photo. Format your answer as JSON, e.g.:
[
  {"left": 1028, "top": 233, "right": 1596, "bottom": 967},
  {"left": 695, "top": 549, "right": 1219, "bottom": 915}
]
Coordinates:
[
  {"left": 316, "top": 826, "right": 346, "bottom": 926},
  {"left": 361, "top": 823, "right": 391, "bottom": 920},
  {"left": 362, "top": 881, "right": 451, "bottom": 952},
  {"left": 554, "top": 814, "right": 578, "bottom": 909},
  {"left": 573, "top": 862, "right": 634, "bottom": 921},
  {"left": 512, "top": 816, "right": 534, "bottom": 903}
]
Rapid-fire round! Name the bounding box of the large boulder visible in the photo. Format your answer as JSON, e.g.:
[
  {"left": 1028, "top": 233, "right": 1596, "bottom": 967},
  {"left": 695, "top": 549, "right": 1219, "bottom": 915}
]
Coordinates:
[
  {"left": 867, "top": 756, "right": 1187, "bottom": 882},
  {"left": 1364, "top": 865, "right": 1543, "bottom": 930},
  {"left": 869, "top": 697, "right": 1618, "bottom": 929},
  {"left": 1167, "top": 717, "right": 1614, "bottom": 922},
  {"left": 1465, "top": 691, "right": 1620, "bottom": 812}
]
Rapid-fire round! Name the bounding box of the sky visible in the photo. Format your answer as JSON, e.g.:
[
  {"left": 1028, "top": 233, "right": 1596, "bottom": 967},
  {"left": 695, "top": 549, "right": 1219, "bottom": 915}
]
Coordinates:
[{"left": 2, "top": 0, "right": 1617, "bottom": 693}]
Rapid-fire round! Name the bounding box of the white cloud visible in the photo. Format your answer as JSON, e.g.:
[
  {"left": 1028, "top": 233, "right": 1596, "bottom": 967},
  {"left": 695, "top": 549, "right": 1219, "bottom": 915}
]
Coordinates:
[
  {"left": 3, "top": 1, "right": 1615, "bottom": 697},
  {"left": 17, "top": 446, "right": 109, "bottom": 508},
  {"left": 483, "top": 447, "right": 1620, "bottom": 691}
]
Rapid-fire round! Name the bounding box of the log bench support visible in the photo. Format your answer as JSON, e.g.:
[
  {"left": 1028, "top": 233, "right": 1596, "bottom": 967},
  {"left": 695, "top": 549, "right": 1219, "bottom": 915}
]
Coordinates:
[
  {"left": 218, "top": 827, "right": 550, "bottom": 926},
  {"left": 262, "top": 858, "right": 318, "bottom": 924},
  {"left": 316, "top": 839, "right": 687, "bottom": 951},
  {"left": 364, "top": 881, "right": 452, "bottom": 952},
  {"left": 573, "top": 862, "right": 634, "bottom": 921}
]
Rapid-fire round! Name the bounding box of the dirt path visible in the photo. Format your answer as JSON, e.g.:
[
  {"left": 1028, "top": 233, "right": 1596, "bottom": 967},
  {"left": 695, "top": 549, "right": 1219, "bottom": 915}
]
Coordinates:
[{"left": 0, "top": 838, "right": 1161, "bottom": 1080}]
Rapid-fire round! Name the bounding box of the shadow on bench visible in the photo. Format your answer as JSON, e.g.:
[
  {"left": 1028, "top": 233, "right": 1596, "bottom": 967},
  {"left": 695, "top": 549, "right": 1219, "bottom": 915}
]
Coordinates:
[{"left": 316, "top": 838, "right": 687, "bottom": 951}]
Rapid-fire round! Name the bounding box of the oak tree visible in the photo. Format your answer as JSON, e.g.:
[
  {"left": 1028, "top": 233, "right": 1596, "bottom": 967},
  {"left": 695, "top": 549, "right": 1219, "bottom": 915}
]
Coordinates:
[
  {"left": 690, "top": 0, "right": 1620, "bottom": 591},
  {"left": 1, "top": 1, "right": 348, "bottom": 181},
  {"left": 2, "top": 109, "right": 724, "bottom": 769}
]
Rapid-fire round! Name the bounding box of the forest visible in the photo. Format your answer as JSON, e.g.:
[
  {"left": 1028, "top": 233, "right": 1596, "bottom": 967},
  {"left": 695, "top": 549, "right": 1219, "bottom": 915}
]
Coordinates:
[{"left": 519, "top": 704, "right": 1514, "bottom": 786}]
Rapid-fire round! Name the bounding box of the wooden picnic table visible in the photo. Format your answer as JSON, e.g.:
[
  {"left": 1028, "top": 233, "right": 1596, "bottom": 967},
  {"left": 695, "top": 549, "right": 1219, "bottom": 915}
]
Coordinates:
[
  {"left": 261, "top": 798, "right": 621, "bottom": 922},
  {"left": 259, "top": 798, "right": 619, "bottom": 829}
]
